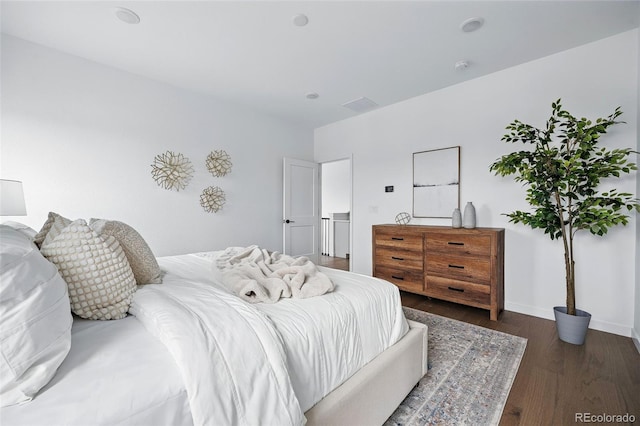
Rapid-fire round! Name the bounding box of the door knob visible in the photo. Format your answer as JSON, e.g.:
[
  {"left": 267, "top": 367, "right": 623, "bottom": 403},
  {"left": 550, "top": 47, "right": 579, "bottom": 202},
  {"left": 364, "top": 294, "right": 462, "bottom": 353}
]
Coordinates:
[{"left": 284, "top": 219, "right": 295, "bottom": 224}]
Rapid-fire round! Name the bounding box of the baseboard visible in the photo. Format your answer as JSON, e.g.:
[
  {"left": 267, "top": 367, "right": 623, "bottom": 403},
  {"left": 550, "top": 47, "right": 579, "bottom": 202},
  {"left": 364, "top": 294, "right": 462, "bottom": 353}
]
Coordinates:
[
  {"left": 505, "top": 302, "right": 555, "bottom": 322},
  {"left": 631, "top": 328, "right": 640, "bottom": 354},
  {"left": 505, "top": 301, "right": 632, "bottom": 337}
]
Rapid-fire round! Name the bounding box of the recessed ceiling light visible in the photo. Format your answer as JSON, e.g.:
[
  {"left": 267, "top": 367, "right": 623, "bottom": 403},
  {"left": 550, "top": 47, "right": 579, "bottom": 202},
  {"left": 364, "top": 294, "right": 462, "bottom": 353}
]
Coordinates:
[
  {"left": 115, "top": 7, "right": 140, "bottom": 24},
  {"left": 460, "top": 17, "right": 484, "bottom": 33},
  {"left": 454, "top": 60, "right": 469, "bottom": 71},
  {"left": 306, "top": 92, "right": 319, "bottom": 100},
  {"left": 293, "top": 14, "right": 309, "bottom": 27}
]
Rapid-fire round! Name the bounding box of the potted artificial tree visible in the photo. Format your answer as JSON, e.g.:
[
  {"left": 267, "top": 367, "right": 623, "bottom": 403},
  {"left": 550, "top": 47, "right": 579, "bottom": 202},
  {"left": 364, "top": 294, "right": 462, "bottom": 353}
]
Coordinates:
[{"left": 490, "top": 100, "right": 639, "bottom": 345}]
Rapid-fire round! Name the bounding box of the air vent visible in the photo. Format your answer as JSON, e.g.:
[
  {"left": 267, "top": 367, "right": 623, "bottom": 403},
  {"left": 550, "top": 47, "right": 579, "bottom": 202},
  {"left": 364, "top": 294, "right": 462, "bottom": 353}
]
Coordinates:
[{"left": 341, "top": 97, "right": 379, "bottom": 113}]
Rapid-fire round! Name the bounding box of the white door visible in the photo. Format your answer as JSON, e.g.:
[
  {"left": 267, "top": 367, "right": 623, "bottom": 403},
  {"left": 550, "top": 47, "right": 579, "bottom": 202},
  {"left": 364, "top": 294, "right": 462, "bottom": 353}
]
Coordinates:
[{"left": 283, "top": 157, "right": 320, "bottom": 263}]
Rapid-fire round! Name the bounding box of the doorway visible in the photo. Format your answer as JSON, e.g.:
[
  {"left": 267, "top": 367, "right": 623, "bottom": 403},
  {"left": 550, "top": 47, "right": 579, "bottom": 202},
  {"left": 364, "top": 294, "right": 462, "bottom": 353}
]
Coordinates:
[{"left": 318, "top": 158, "right": 352, "bottom": 272}]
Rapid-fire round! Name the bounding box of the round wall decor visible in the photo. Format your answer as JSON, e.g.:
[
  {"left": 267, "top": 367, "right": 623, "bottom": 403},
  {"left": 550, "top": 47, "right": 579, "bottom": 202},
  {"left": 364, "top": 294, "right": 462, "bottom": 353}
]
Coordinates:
[
  {"left": 395, "top": 212, "right": 411, "bottom": 225},
  {"left": 206, "top": 150, "right": 232, "bottom": 177},
  {"left": 200, "top": 186, "right": 226, "bottom": 213},
  {"left": 151, "top": 151, "right": 194, "bottom": 191}
]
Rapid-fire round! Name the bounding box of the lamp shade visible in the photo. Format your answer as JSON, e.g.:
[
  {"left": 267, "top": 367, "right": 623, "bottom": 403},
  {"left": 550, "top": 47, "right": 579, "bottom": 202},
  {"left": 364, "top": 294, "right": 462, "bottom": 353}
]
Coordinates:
[{"left": 0, "top": 180, "right": 27, "bottom": 216}]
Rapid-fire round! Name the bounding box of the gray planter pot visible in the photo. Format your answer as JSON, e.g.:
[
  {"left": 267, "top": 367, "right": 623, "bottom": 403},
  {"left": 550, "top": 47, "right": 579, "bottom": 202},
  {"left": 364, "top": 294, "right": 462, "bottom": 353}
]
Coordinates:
[{"left": 553, "top": 306, "right": 591, "bottom": 345}]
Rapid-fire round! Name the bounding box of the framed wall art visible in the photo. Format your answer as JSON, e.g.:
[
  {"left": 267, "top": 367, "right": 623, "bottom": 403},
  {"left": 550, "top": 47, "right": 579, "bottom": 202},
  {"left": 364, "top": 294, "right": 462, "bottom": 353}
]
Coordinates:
[{"left": 413, "top": 146, "right": 460, "bottom": 218}]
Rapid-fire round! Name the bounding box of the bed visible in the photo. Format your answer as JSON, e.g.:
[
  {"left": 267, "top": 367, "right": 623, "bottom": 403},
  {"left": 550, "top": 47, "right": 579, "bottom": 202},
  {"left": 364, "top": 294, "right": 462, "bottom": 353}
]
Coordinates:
[{"left": 0, "top": 218, "right": 428, "bottom": 426}]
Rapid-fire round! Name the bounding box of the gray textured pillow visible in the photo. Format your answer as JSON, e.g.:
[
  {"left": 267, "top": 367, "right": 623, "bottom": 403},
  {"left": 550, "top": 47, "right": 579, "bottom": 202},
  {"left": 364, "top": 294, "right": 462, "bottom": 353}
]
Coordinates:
[
  {"left": 40, "top": 219, "right": 136, "bottom": 320},
  {"left": 89, "top": 219, "right": 163, "bottom": 285},
  {"left": 33, "top": 212, "right": 71, "bottom": 248}
]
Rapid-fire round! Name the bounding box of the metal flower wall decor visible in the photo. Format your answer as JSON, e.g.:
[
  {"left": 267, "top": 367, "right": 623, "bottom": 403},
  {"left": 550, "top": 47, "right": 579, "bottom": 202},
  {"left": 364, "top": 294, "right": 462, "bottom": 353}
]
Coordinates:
[
  {"left": 206, "top": 150, "right": 232, "bottom": 177},
  {"left": 151, "top": 149, "right": 231, "bottom": 213},
  {"left": 151, "top": 151, "right": 194, "bottom": 191},
  {"left": 200, "top": 186, "right": 226, "bottom": 213}
]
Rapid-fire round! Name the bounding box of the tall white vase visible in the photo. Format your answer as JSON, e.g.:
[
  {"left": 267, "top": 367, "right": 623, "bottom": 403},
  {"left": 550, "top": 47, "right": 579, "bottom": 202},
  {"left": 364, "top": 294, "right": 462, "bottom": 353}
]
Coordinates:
[{"left": 463, "top": 202, "right": 476, "bottom": 229}]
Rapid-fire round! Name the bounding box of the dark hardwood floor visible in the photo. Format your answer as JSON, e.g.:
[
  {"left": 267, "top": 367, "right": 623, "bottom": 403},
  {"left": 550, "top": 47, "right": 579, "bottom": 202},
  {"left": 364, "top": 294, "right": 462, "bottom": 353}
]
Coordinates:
[
  {"left": 318, "top": 256, "right": 639, "bottom": 424},
  {"left": 401, "top": 292, "right": 640, "bottom": 425},
  {"left": 318, "top": 255, "right": 349, "bottom": 271}
]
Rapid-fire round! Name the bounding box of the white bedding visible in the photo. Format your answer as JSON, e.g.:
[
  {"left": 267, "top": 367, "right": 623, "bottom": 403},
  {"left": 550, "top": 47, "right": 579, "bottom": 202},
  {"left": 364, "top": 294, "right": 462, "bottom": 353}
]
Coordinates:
[
  {"left": 129, "top": 259, "right": 306, "bottom": 426},
  {"left": 3, "top": 317, "right": 192, "bottom": 426},
  {"left": 199, "top": 250, "right": 408, "bottom": 412},
  {"left": 1, "top": 251, "right": 409, "bottom": 426}
]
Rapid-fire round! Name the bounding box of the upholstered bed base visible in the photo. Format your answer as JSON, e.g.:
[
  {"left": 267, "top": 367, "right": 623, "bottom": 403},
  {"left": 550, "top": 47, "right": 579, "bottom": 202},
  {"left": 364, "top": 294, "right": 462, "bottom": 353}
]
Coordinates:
[{"left": 305, "top": 319, "right": 428, "bottom": 425}]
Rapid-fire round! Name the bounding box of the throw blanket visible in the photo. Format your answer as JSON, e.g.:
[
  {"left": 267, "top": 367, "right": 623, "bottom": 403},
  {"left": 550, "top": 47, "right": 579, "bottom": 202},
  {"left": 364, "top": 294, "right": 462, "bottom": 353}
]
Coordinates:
[{"left": 215, "top": 246, "right": 335, "bottom": 303}]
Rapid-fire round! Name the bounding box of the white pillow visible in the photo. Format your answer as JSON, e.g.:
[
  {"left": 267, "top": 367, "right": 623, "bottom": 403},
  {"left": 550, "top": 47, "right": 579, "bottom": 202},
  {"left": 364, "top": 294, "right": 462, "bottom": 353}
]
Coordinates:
[
  {"left": 1, "top": 221, "right": 37, "bottom": 239},
  {"left": 40, "top": 219, "right": 137, "bottom": 320},
  {"left": 0, "top": 225, "right": 72, "bottom": 407}
]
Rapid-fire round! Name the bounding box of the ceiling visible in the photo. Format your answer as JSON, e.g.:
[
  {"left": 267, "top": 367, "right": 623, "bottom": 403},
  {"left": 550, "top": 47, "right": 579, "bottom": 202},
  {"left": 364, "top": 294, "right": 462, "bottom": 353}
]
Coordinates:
[{"left": 1, "top": 1, "right": 639, "bottom": 130}]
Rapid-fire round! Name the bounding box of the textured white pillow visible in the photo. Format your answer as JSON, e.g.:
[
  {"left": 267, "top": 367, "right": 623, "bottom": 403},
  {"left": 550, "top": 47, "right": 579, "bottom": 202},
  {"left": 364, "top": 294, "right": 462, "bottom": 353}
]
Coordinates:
[
  {"left": 40, "top": 219, "right": 137, "bottom": 320},
  {"left": 41, "top": 213, "right": 75, "bottom": 247},
  {"left": 0, "top": 225, "right": 72, "bottom": 407},
  {"left": 90, "top": 219, "right": 163, "bottom": 285}
]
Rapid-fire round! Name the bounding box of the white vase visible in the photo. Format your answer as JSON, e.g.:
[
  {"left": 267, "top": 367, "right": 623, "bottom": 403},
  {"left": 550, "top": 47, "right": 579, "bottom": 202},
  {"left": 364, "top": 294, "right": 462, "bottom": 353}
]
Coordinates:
[
  {"left": 463, "top": 202, "right": 476, "bottom": 228},
  {"left": 452, "top": 208, "right": 462, "bottom": 228}
]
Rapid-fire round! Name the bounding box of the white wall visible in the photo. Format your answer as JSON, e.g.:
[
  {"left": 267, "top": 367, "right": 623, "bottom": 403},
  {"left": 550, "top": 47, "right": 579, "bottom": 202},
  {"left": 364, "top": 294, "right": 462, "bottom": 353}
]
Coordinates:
[
  {"left": 315, "top": 29, "right": 639, "bottom": 337},
  {"left": 321, "top": 158, "right": 351, "bottom": 257},
  {"left": 321, "top": 159, "right": 350, "bottom": 217},
  {"left": 1, "top": 35, "right": 313, "bottom": 256}
]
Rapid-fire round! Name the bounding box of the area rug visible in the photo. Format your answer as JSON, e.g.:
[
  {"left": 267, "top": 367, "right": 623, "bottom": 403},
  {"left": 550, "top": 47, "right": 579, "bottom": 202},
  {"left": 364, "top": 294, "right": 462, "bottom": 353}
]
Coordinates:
[{"left": 385, "top": 307, "right": 527, "bottom": 426}]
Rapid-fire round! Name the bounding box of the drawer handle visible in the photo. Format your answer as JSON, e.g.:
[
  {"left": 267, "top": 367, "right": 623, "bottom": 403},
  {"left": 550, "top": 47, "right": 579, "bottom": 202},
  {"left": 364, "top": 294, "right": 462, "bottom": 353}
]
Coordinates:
[
  {"left": 391, "top": 275, "right": 404, "bottom": 281},
  {"left": 391, "top": 237, "right": 404, "bottom": 241},
  {"left": 391, "top": 256, "right": 405, "bottom": 261},
  {"left": 448, "top": 286, "right": 464, "bottom": 293},
  {"left": 448, "top": 264, "right": 465, "bottom": 269},
  {"left": 448, "top": 241, "right": 465, "bottom": 246}
]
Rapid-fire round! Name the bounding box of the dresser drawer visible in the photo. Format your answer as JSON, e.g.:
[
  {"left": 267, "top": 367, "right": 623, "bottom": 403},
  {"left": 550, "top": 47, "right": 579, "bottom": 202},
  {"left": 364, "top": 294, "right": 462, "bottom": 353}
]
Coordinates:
[
  {"left": 375, "top": 247, "right": 423, "bottom": 271},
  {"left": 425, "top": 254, "right": 491, "bottom": 284},
  {"left": 374, "top": 230, "right": 423, "bottom": 251},
  {"left": 425, "top": 233, "right": 491, "bottom": 257},
  {"left": 375, "top": 266, "right": 424, "bottom": 293},
  {"left": 426, "top": 275, "right": 490, "bottom": 307}
]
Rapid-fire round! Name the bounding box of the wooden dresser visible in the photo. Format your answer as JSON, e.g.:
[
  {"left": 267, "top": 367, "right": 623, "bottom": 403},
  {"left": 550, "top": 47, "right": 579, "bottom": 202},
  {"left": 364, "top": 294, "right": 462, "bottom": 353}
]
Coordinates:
[{"left": 372, "top": 224, "right": 505, "bottom": 320}]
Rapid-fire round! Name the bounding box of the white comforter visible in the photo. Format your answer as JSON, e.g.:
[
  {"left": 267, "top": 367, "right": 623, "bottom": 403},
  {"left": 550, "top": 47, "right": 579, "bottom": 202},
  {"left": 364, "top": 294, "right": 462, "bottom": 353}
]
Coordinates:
[
  {"left": 131, "top": 252, "right": 409, "bottom": 425},
  {"left": 129, "top": 278, "right": 305, "bottom": 426}
]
